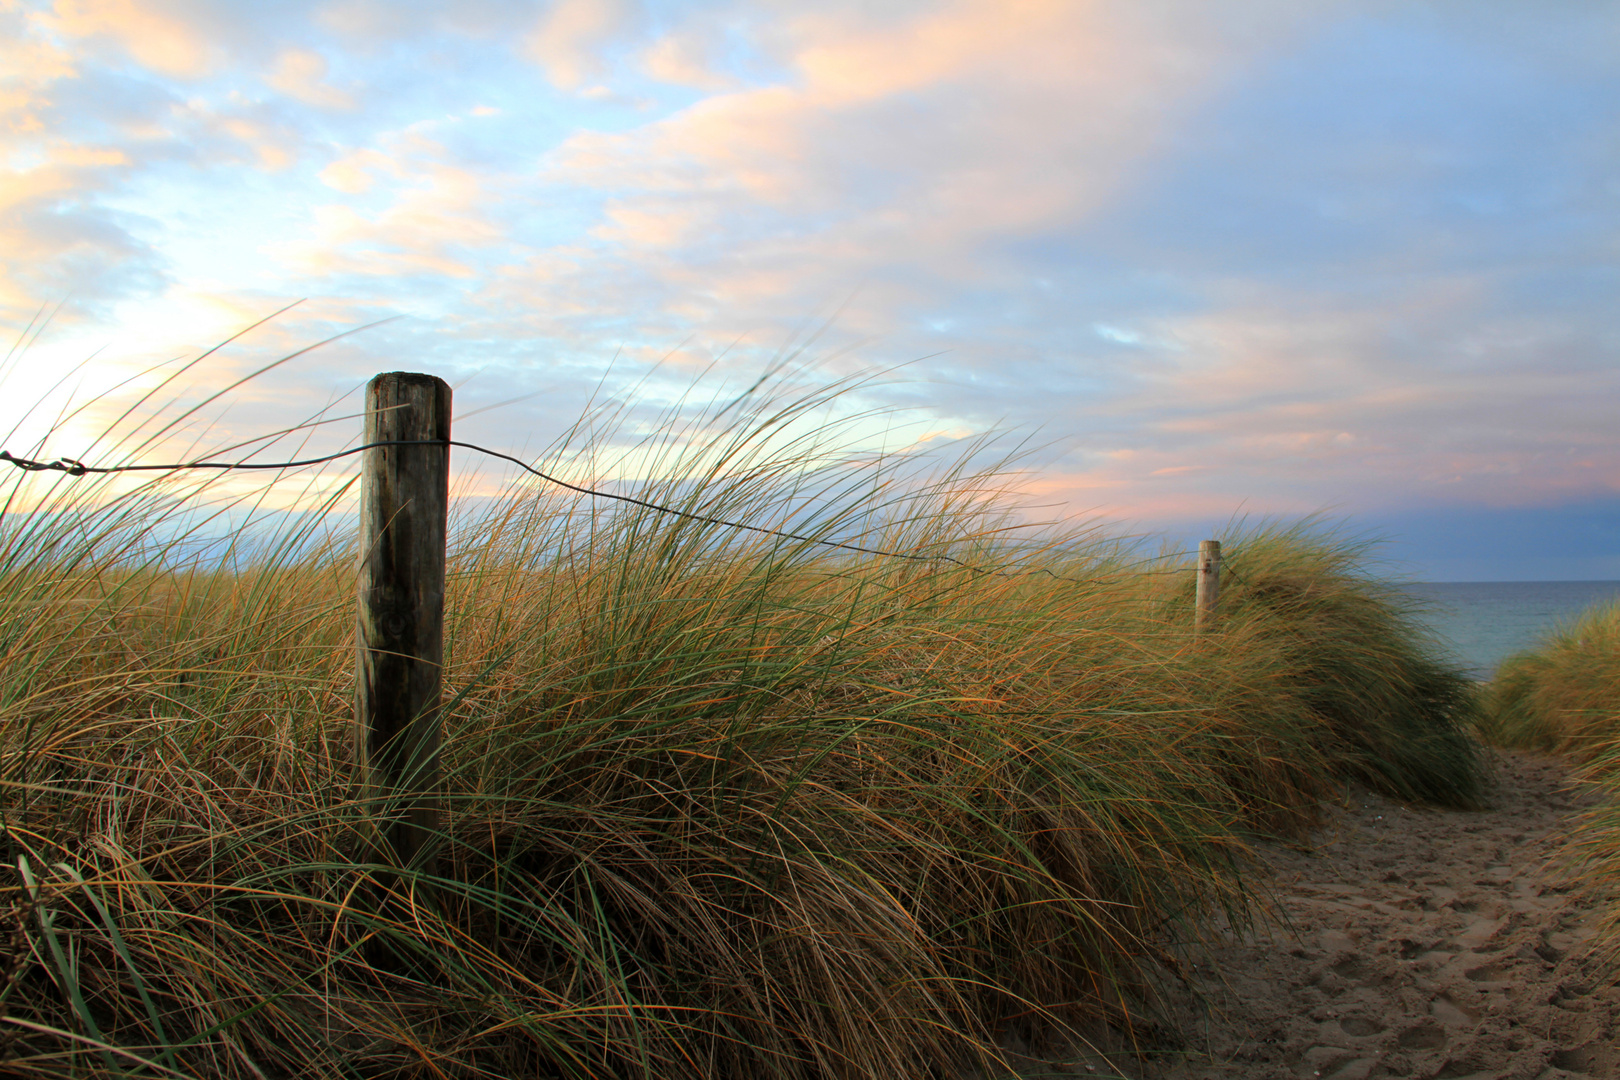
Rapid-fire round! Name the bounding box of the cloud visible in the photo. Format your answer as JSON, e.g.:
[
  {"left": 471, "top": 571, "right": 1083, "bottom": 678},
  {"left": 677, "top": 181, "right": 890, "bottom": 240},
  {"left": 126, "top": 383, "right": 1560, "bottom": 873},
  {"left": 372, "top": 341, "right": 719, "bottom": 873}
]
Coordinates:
[
  {"left": 315, "top": 0, "right": 537, "bottom": 43},
  {"left": 0, "top": 138, "right": 162, "bottom": 325},
  {"left": 318, "top": 147, "right": 395, "bottom": 193},
  {"left": 591, "top": 199, "right": 698, "bottom": 249},
  {"left": 789, "top": 0, "right": 1084, "bottom": 104},
  {"left": 0, "top": 7, "right": 76, "bottom": 138},
  {"left": 537, "top": 0, "right": 1326, "bottom": 308},
  {"left": 265, "top": 47, "right": 354, "bottom": 109},
  {"left": 524, "top": 0, "right": 639, "bottom": 90},
  {"left": 46, "top": 0, "right": 222, "bottom": 77},
  {"left": 1025, "top": 285, "right": 1620, "bottom": 520},
  {"left": 273, "top": 136, "right": 506, "bottom": 279},
  {"left": 440, "top": 0, "right": 1335, "bottom": 427},
  {"left": 640, "top": 31, "right": 734, "bottom": 91}
]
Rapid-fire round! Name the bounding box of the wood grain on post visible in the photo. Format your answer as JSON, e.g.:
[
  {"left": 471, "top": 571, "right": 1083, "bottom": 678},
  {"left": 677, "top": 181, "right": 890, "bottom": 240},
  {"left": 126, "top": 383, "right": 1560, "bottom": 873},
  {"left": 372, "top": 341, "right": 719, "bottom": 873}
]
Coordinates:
[
  {"left": 357, "top": 372, "right": 451, "bottom": 883},
  {"left": 1195, "top": 539, "right": 1221, "bottom": 635}
]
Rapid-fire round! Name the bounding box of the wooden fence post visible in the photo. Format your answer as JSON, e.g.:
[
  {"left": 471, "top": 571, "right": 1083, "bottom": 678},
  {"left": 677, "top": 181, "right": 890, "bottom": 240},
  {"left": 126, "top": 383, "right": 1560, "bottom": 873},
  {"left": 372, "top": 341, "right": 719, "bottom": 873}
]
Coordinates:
[
  {"left": 1195, "top": 539, "right": 1221, "bottom": 635},
  {"left": 357, "top": 372, "right": 451, "bottom": 893}
]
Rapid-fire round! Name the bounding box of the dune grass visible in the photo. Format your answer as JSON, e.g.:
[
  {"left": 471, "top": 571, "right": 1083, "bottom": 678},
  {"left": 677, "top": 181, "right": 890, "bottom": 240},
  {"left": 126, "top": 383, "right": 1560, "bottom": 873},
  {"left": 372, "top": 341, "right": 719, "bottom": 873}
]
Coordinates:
[
  {"left": 1480, "top": 601, "right": 1620, "bottom": 760},
  {"left": 0, "top": 365, "right": 1487, "bottom": 1078},
  {"left": 1479, "top": 602, "right": 1620, "bottom": 973}
]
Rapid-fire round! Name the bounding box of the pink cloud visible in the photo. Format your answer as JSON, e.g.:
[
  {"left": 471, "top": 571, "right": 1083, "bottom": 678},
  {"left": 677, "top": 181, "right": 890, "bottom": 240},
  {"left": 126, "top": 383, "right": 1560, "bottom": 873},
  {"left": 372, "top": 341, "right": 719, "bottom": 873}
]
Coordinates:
[
  {"left": 271, "top": 138, "right": 505, "bottom": 279},
  {"left": 265, "top": 48, "right": 354, "bottom": 109},
  {"left": 46, "top": 0, "right": 221, "bottom": 77},
  {"left": 524, "top": 0, "right": 639, "bottom": 91}
]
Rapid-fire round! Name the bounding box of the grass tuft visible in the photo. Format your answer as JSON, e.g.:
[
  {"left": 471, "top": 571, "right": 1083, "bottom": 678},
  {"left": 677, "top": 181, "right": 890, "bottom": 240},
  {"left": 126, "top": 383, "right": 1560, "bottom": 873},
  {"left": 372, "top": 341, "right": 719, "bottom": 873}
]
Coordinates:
[
  {"left": 1478, "top": 602, "right": 1620, "bottom": 975},
  {"left": 1198, "top": 522, "right": 1487, "bottom": 810},
  {"left": 1481, "top": 601, "right": 1620, "bottom": 760}
]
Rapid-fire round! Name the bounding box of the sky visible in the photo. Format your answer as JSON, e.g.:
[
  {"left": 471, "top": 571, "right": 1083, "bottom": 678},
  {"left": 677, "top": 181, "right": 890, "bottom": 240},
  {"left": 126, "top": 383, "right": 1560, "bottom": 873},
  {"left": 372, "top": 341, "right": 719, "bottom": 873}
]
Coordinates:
[{"left": 3, "top": 0, "right": 1618, "bottom": 580}]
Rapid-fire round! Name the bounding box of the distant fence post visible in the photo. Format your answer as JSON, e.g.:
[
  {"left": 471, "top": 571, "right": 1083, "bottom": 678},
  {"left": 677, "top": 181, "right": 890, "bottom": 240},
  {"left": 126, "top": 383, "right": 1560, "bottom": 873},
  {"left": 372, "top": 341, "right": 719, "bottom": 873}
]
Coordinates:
[
  {"left": 1195, "top": 539, "right": 1221, "bottom": 635},
  {"left": 356, "top": 372, "right": 451, "bottom": 902}
]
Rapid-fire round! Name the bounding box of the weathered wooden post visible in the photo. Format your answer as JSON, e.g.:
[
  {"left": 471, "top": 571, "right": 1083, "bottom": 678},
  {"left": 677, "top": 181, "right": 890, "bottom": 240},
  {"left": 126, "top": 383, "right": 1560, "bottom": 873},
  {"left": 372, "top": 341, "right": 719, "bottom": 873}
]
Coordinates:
[
  {"left": 1195, "top": 539, "right": 1221, "bottom": 635},
  {"left": 357, "top": 373, "right": 450, "bottom": 897}
]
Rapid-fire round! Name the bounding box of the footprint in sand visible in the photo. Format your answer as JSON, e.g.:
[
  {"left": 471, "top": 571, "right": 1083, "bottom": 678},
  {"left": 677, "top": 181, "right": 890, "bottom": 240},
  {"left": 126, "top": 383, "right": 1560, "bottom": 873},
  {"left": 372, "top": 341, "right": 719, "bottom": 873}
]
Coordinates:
[
  {"left": 1337, "top": 1017, "right": 1384, "bottom": 1037},
  {"left": 1395, "top": 1020, "right": 1447, "bottom": 1051},
  {"left": 1428, "top": 992, "right": 1476, "bottom": 1028},
  {"left": 1463, "top": 960, "right": 1511, "bottom": 985}
]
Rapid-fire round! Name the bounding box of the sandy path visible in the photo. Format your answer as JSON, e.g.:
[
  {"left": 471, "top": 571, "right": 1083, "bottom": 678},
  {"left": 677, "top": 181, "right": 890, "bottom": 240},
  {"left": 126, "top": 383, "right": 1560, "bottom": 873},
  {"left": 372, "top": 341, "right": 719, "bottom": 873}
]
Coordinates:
[{"left": 981, "top": 751, "right": 1620, "bottom": 1080}]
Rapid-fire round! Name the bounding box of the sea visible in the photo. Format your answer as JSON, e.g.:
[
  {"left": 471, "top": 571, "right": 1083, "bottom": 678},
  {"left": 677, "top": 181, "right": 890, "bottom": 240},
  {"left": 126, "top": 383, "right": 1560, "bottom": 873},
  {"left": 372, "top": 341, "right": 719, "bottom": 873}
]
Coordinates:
[{"left": 1401, "top": 581, "right": 1620, "bottom": 680}]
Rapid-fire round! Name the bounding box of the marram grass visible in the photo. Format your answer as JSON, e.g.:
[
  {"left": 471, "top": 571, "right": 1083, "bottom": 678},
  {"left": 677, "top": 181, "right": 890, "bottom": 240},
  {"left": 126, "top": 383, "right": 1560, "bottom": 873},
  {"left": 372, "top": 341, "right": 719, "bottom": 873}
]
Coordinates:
[
  {"left": 1479, "top": 602, "right": 1620, "bottom": 975},
  {"left": 1480, "top": 600, "right": 1620, "bottom": 759},
  {"left": 0, "top": 367, "right": 1485, "bottom": 1078}
]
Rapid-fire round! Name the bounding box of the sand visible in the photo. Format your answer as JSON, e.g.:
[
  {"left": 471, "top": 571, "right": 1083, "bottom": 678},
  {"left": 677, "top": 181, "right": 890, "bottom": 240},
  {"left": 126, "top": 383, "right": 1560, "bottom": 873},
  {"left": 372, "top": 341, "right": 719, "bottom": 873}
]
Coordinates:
[{"left": 979, "top": 751, "right": 1620, "bottom": 1080}]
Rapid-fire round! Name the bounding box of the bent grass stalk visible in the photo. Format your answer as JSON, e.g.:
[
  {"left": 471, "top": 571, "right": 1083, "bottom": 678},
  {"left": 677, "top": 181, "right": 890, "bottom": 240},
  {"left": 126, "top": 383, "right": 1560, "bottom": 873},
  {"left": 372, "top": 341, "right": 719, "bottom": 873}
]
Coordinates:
[{"left": 0, "top": 354, "right": 1485, "bottom": 1078}]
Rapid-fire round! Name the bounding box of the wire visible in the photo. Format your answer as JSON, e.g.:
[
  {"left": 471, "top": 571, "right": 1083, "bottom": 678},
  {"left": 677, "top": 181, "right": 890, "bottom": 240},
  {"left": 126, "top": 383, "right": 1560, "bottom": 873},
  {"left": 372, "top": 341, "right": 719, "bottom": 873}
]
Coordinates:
[{"left": 1, "top": 441, "right": 1194, "bottom": 585}]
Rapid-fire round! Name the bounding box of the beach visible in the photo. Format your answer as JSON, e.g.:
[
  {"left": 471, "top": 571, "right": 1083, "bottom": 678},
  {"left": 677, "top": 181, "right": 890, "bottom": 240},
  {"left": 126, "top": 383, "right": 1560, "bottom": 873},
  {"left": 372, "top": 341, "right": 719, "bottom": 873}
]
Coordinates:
[{"left": 981, "top": 751, "right": 1620, "bottom": 1080}]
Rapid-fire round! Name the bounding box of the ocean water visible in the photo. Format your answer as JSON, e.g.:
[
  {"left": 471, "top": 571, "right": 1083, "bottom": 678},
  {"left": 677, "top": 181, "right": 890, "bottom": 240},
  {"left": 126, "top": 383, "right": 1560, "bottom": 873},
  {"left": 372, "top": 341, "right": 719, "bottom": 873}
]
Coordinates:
[{"left": 1401, "top": 581, "right": 1620, "bottom": 680}]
